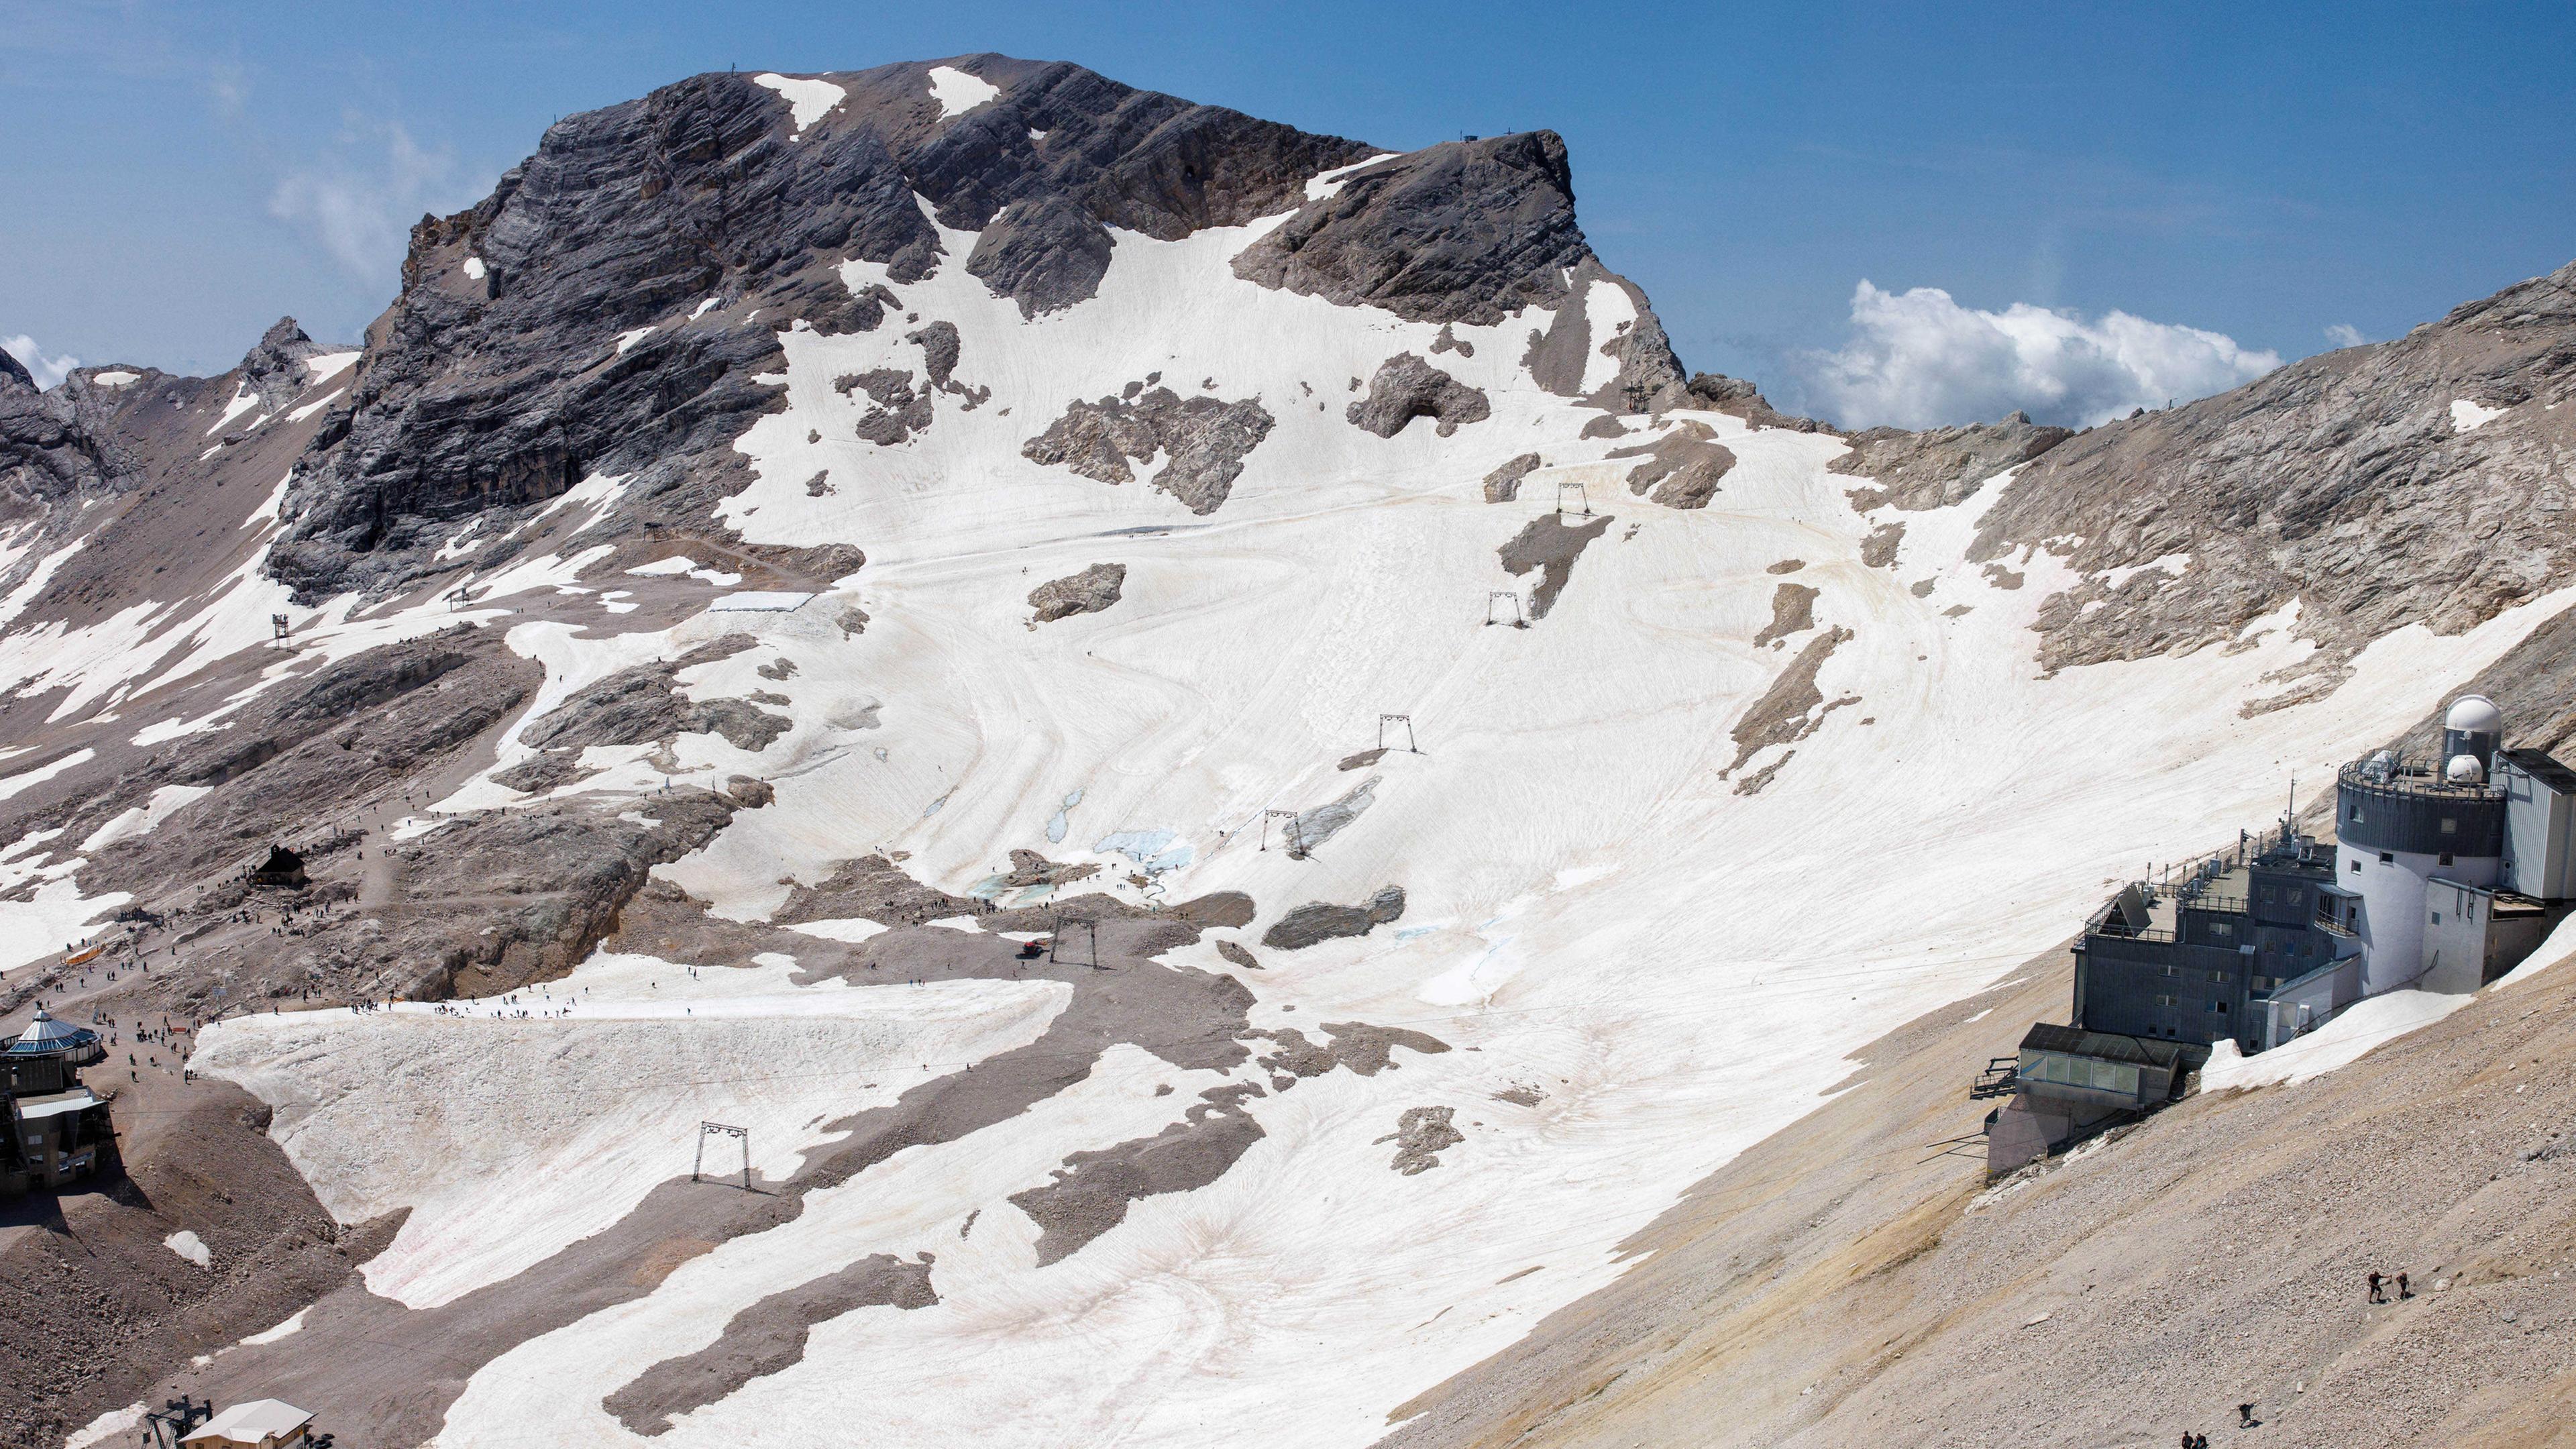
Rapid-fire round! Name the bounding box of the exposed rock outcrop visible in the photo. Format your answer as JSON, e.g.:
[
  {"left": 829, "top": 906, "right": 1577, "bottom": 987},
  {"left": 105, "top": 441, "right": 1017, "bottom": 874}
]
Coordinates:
[
  {"left": 1230, "top": 135, "right": 1686, "bottom": 410},
  {"left": 1262, "top": 885, "right": 1406, "bottom": 950},
  {"left": 1724, "top": 625, "right": 1859, "bottom": 793},
  {"left": 1753, "top": 582, "right": 1818, "bottom": 649},
  {"left": 1232, "top": 132, "right": 1589, "bottom": 325},
  {"left": 235, "top": 318, "right": 333, "bottom": 415},
  {"left": 1519, "top": 258, "right": 1687, "bottom": 414},
  {"left": 604, "top": 1254, "right": 938, "bottom": 1435},
  {"left": 1650, "top": 370, "right": 1823, "bottom": 433},
  {"left": 1002, "top": 849, "right": 1100, "bottom": 888},
  {"left": 1247, "top": 1020, "right": 1448, "bottom": 1080},
  {"left": 519, "top": 656, "right": 792, "bottom": 755},
  {"left": 1377, "top": 1105, "right": 1463, "bottom": 1175},
  {"left": 1022, "top": 387, "right": 1274, "bottom": 512},
  {"left": 838, "top": 366, "right": 936, "bottom": 445},
  {"left": 966, "top": 191, "right": 1114, "bottom": 316},
  {"left": 1346, "top": 353, "right": 1491, "bottom": 438},
  {"left": 1027, "top": 561, "right": 1127, "bottom": 621},
  {"left": 1968, "top": 259, "right": 2576, "bottom": 677},
  {"left": 1499, "top": 513, "right": 1613, "bottom": 618},
  {"left": 1008, "top": 1087, "right": 1266, "bottom": 1266},
  {"left": 0, "top": 347, "right": 130, "bottom": 522},
  {"left": 1831, "top": 410, "right": 2074, "bottom": 512},
  {"left": 1483, "top": 451, "right": 1542, "bottom": 502},
  {"left": 1610, "top": 423, "right": 1735, "bottom": 509}
]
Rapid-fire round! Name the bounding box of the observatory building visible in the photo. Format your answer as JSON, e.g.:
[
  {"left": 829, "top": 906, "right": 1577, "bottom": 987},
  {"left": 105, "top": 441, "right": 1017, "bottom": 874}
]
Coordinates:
[
  {"left": 2070, "top": 694, "right": 2575, "bottom": 1061},
  {"left": 1990, "top": 694, "right": 2576, "bottom": 1175},
  {"left": 4, "top": 1006, "right": 119, "bottom": 1198},
  {"left": 2334, "top": 695, "right": 2576, "bottom": 996}
]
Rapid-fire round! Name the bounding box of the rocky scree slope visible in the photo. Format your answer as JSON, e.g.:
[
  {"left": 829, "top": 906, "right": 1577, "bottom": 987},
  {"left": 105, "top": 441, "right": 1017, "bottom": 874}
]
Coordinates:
[
  {"left": 1835, "top": 262, "right": 2576, "bottom": 694},
  {"left": 1384, "top": 923, "right": 2576, "bottom": 1449}
]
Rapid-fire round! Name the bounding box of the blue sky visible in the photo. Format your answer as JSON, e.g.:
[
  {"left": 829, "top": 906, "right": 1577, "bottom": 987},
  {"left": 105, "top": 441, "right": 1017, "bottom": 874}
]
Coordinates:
[{"left": 5, "top": 1, "right": 2571, "bottom": 426}]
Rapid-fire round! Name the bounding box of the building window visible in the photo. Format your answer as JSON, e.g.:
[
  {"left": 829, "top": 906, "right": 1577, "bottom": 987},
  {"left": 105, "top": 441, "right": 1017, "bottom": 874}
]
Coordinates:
[
  {"left": 2380, "top": 852, "right": 2394, "bottom": 864},
  {"left": 2211, "top": 922, "right": 2234, "bottom": 938},
  {"left": 2210, "top": 1000, "right": 2229, "bottom": 1013},
  {"left": 2155, "top": 994, "right": 2177, "bottom": 1006},
  {"left": 2430, "top": 912, "right": 2442, "bottom": 924},
  {"left": 2441, "top": 818, "right": 2457, "bottom": 835},
  {"left": 2350, "top": 860, "right": 2362, "bottom": 873},
  {"left": 2440, "top": 853, "right": 2454, "bottom": 865}
]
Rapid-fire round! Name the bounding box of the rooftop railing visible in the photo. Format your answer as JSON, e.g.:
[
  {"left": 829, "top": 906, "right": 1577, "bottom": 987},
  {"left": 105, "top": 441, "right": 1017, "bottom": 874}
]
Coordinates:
[{"left": 2339, "top": 756, "right": 2506, "bottom": 802}]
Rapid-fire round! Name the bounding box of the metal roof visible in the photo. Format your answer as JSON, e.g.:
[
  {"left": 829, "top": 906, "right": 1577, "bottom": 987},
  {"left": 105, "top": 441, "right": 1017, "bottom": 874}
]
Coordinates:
[
  {"left": 14, "top": 1088, "right": 103, "bottom": 1120},
  {"left": 182, "top": 1399, "right": 312, "bottom": 1444},
  {"left": 2500, "top": 748, "right": 2576, "bottom": 794},
  {"left": 2019, "top": 1022, "right": 2189, "bottom": 1069},
  {"left": 5, "top": 1008, "right": 101, "bottom": 1057}
]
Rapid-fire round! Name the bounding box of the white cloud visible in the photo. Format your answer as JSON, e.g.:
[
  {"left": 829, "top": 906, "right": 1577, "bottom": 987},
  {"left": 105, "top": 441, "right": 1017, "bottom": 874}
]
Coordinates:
[
  {"left": 3, "top": 334, "right": 80, "bottom": 390},
  {"left": 1794, "top": 281, "right": 2282, "bottom": 431},
  {"left": 2323, "top": 323, "right": 2367, "bottom": 349},
  {"left": 268, "top": 121, "right": 479, "bottom": 285}
]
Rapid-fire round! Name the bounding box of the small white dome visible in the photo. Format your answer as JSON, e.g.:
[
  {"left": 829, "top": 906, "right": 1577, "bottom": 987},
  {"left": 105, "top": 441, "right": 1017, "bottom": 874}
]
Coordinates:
[
  {"left": 2447, "top": 753, "right": 2487, "bottom": 785},
  {"left": 2447, "top": 694, "right": 2504, "bottom": 735}
]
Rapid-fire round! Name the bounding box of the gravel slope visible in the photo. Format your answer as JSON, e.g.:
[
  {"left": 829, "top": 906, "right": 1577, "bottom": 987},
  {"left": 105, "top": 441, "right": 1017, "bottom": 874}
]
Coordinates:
[{"left": 1384, "top": 939, "right": 2576, "bottom": 1449}]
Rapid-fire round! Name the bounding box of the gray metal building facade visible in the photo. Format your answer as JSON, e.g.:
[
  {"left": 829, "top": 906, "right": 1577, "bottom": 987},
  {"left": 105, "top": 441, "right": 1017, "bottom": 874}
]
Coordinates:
[{"left": 2072, "top": 828, "right": 2352, "bottom": 1055}]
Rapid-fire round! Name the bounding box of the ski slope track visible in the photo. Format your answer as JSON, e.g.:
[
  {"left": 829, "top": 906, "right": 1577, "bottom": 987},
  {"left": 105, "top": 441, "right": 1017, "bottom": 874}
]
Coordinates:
[{"left": 9, "top": 54, "right": 2576, "bottom": 1449}]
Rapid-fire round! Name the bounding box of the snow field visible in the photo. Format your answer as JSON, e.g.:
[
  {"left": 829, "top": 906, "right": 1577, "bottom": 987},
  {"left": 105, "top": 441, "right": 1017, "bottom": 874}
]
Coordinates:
[
  {"left": 0, "top": 747, "right": 95, "bottom": 803},
  {"left": 152, "top": 198, "right": 2576, "bottom": 1446},
  {"left": 241, "top": 1307, "right": 310, "bottom": 1346},
  {"left": 77, "top": 783, "right": 211, "bottom": 851},
  {"left": 2197, "top": 912, "right": 2576, "bottom": 1093},
  {"left": 2200, "top": 989, "right": 2475, "bottom": 1091},
  {"left": 62, "top": 1403, "right": 145, "bottom": 1449},
  {"left": 0, "top": 822, "right": 129, "bottom": 973},
  {"left": 193, "top": 949, "right": 1072, "bottom": 1310},
  {"left": 303, "top": 351, "right": 360, "bottom": 385}
]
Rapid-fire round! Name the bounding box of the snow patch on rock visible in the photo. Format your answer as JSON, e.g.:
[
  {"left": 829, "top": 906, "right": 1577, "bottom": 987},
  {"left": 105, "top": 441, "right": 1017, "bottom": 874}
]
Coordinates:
[
  {"left": 926, "top": 64, "right": 999, "bottom": 119},
  {"left": 2450, "top": 397, "right": 2506, "bottom": 432},
  {"left": 754, "top": 73, "right": 847, "bottom": 133}
]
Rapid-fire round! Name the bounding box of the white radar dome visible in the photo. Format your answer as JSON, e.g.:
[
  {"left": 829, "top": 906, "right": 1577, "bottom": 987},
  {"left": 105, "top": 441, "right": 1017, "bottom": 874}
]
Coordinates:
[
  {"left": 2447, "top": 694, "right": 2504, "bottom": 735},
  {"left": 2447, "top": 753, "right": 2487, "bottom": 785}
]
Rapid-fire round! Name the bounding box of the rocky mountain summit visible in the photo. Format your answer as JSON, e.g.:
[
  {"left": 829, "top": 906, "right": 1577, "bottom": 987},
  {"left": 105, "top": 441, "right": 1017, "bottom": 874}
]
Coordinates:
[
  {"left": 1, "top": 346, "right": 138, "bottom": 516},
  {"left": 258, "top": 56, "right": 1679, "bottom": 601}
]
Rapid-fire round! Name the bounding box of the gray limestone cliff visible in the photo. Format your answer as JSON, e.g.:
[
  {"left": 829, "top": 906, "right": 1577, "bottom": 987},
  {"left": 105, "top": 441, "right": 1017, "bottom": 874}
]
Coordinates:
[
  {"left": 1976, "top": 262, "right": 2576, "bottom": 682},
  {"left": 1234, "top": 136, "right": 1684, "bottom": 411},
  {"left": 265, "top": 56, "right": 1375, "bottom": 599}
]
